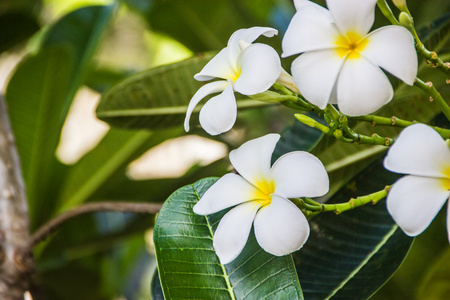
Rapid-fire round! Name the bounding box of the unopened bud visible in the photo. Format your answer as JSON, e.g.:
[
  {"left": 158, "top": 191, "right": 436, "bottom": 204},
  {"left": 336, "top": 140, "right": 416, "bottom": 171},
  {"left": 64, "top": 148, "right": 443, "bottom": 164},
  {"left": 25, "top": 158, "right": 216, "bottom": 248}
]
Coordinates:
[
  {"left": 276, "top": 68, "right": 301, "bottom": 94},
  {"left": 249, "top": 90, "right": 288, "bottom": 103},
  {"left": 399, "top": 12, "right": 414, "bottom": 31},
  {"left": 392, "top": 0, "right": 408, "bottom": 12},
  {"left": 295, "top": 114, "right": 330, "bottom": 134}
]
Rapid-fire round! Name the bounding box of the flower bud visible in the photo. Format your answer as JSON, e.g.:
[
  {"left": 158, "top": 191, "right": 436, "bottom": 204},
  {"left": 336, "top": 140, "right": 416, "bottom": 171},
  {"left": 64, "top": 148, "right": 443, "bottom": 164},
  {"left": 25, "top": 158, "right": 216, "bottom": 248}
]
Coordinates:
[
  {"left": 295, "top": 114, "right": 330, "bottom": 134},
  {"left": 249, "top": 90, "right": 288, "bottom": 103},
  {"left": 392, "top": 0, "right": 408, "bottom": 12},
  {"left": 399, "top": 12, "right": 414, "bottom": 31}
]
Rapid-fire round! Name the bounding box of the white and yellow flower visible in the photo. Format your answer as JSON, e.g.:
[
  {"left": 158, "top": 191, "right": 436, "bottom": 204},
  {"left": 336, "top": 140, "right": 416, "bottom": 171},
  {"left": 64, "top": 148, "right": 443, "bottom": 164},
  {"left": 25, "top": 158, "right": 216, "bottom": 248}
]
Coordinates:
[
  {"left": 384, "top": 124, "right": 450, "bottom": 241},
  {"left": 193, "top": 134, "right": 329, "bottom": 264},
  {"left": 184, "top": 27, "right": 281, "bottom": 135},
  {"left": 282, "top": 0, "right": 417, "bottom": 116}
]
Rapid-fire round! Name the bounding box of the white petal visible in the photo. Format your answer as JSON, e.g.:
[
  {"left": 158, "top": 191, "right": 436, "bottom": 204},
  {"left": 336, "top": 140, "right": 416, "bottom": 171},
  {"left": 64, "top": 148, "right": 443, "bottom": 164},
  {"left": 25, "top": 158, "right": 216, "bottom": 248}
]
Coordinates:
[
  {"left": 227, "top": 27, "right": 278, "bottom": 71},
  {"left": 294, "top": 0, "right": 329, "bottom": 12},
  {"left": 184, "top": 81, "right": 229, "bottom": 132},
  {"left": 193, "top": 173, "right": 258, "bottom": 215},
  {"left": 213, "top": 201, "right": 262, "bottom": 264},
  {"left": 234, "top": 43, "right": 281, "bottom": 95},
  {"left": 387, "top": 175, "right": 450, "bottom": 237},
  {"left": 291, "top": 50, "right": 345, "bottom": 109},
  {"left": 337, "top": 57, "right": 393, "bottom": 116},
  {"left": 254, "top": 195, "right": 310, "bottom": 256},
  {"left": 270, "top": 151, "right": 329, "bottom": 198},
  {"left": 384, "top": 124, "right": 450, "bottom": 177},
  {"left": 229, "top": 134, "right": 280, "bottom": 186},
  {"left": 194, "top": 48, "right": 236, "bottom": 81},
  {"left": 282, "top": 5, "right": 338, "bottom": 57},
  {"left": 326, "top": 0, "right": 377, "bottom": 36},
  {"left": 362, "top": 26, "right": 417, "bottom": 85},
  {"left": 199, "top": 81, "right": 236, "bottom": 135}
]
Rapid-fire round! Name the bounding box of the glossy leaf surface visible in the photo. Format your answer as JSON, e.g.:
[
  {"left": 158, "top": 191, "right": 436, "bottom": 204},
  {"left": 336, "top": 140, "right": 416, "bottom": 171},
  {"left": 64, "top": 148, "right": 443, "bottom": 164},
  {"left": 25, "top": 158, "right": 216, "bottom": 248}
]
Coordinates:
[
  {"left": 294, "top": 159, "right": 413, "bottom": 299},
  {"left": 154, "top": 178, "right": 303, "bottom": 299}
]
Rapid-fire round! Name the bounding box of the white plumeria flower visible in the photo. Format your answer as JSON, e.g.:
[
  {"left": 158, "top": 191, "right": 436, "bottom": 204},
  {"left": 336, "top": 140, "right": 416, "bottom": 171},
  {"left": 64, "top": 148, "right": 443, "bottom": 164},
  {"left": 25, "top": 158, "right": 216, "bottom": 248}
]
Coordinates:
[
  {"left": 184, "top": 27, "right": 282, "bottom": 135},
  {"left": 282, "top": 0, "right": 418, "bottom": 116},
  {"left": 193, "top": 133, "right": 329, "bottom": 264},
  {"left": 384, "top": 124, "right": 450, "bottom": 241}
]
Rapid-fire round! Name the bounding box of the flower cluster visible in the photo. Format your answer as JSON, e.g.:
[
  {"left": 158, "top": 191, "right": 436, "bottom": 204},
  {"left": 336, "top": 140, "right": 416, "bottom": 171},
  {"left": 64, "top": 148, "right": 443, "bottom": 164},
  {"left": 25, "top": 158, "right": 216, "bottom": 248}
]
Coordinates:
[{"left": 184, "top": 0, "right": 430, "bottom": 264}]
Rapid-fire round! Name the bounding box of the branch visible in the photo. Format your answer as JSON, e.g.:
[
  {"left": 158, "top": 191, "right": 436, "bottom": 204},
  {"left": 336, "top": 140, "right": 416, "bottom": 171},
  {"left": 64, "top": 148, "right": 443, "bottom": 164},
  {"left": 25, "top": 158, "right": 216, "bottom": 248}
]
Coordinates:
[
  {"left": 0, "top": 95, "right": 33, "bottom": 300},
  {"left": 27, "top": 202, "right": 163, "bottom": 250}
]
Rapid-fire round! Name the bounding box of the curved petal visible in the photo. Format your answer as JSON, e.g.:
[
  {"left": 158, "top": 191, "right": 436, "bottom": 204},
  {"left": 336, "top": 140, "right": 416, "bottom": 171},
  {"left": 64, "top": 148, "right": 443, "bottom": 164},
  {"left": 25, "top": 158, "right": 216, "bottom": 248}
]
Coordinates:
[
  {"left": 337, "top": 57, "right": 393, "bottom": 116},
  {"left": 291, "top": 49, "right": 345, "bottom": 109},
  {"left": 270, "top": 151, "right": 329, "bottom": 198},
  {"left": 229, "top": 133, "right": 280, "bottom": 186},
  {"left": 184, "top": 81, "right": 228, "bottom": 132},
  {"left": 213, "top": 201, "right": 262, "bottom": 264},
  {"left": 199, "top": 81, "right": 236, "bottom": 135},
  {"left": 254, "top": 195, "right": 310, "bottom": 256},
  {"left": 384, "top": 124, "right": 450, "bottom": 177},
  {"left": 361, "top": 26, "right": 417, "bottom": 85},
  {"left": 387, "top": 175, "right": 450, "bottom": 237},
  {"left": 294, "top": 0, "right": 330, "bottom": 13},
  {"left": 234, "top": 43, "right": 281, "bottom": 95},
  {"left": 193, "top": 173, "right": 258, "bottom": 215},
  {"left": 194, "top": 48, "right": 235, "bottom": 81},
  {"left": 326, "top": 0, "right": 377, "bottom": 36},
  {"left": 282, "top": 5, "right": 338, "bottom": 57},
  {"left": 228, "top": 27, "right": 278, "bottom": 71}
]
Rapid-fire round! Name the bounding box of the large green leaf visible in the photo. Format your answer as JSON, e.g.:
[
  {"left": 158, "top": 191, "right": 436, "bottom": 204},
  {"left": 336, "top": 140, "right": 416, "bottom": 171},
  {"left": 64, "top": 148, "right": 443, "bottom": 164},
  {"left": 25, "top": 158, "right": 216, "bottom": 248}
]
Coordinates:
[
  {"left": 5, "top": 4, "right": 116, "bottom": 229},
  {"left": 154, "top": 178, "right": 303, "bottom": 299},
  {"left": 294, "top": 159, "right": 413, "bottom": 299},
  {"left": 96, "top": 54, "right": 270, "bottom": 129},
  {"left": 126, "top": 0, "right": 278, "bottom": 52}
]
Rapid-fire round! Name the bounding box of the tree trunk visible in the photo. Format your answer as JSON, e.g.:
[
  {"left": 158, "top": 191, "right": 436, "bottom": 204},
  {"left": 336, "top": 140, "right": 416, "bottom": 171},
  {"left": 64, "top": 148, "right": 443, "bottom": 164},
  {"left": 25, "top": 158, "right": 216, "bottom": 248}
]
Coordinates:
[{"left": 0, "top": 96, "right": 33, "bottom": 300}]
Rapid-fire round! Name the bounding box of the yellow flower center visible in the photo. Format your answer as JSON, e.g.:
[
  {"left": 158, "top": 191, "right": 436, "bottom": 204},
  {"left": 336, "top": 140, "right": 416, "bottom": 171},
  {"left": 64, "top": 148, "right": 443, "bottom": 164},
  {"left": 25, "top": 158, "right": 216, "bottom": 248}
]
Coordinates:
[
  {"left": 442, "top": 167, "right": 450, "bottom": 191},
  {"left": 252, "top": 179, "right": 275, "bottom": 207},
  {"left": 335, "top": 31, "right": 368, "bottom": 60}
]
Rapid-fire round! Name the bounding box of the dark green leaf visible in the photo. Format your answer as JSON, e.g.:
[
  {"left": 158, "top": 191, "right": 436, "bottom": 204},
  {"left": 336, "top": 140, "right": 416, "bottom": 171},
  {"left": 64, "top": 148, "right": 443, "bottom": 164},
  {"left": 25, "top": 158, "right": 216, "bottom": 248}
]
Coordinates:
[
  {"left": 96, "top": 54, "right": 270, "bottom": 130},
  {"left": 271, "top": 113, "right": 325, "bottom": 163},
  {"left": 154, "top": 178, "right": 303, "bottom": 299},
  {"left": 294, "top": 159, "right": 413, "bottom": 299},
  {"left": 130, "top": 0, "right": 278, "bottom": 52}
]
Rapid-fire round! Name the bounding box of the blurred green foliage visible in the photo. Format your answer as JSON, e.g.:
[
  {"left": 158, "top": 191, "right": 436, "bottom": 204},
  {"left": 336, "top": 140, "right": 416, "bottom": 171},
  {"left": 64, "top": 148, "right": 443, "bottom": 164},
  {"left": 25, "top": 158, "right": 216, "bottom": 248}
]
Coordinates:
[{"left": 1, "top": 0, "right": 449, "bottom": 299}]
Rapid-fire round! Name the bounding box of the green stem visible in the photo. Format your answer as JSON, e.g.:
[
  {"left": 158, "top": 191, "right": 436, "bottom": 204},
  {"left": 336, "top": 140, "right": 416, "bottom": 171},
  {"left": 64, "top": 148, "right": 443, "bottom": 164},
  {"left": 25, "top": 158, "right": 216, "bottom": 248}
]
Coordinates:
[
  {"left": 349, "top": 114, "right": 450, "bottom": 139},
  {"left": 376, "top": 0, "right": 400, "bottom": 25},
  {"left": 414, "top": 78, "right": 450, "bottom": 121},
  {"left": 321, "top": 186, "right": 391, "bottom": 214}
]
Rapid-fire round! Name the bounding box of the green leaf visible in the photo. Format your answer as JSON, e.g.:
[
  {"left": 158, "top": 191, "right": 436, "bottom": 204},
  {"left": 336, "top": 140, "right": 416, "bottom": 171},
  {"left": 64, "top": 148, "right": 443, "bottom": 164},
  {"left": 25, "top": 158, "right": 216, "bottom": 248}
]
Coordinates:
[
  {"left": 5, "top": 4, "right": 116, "bottom": 229},
  {"left": 5, "top": 46, "right": 73, "bottom": 227},
  {"left": 294, "top": 159, "right": 413, "bottom": 299},
  {"left": 154, "top": 178, "right": 303, "bottom": 299},
  {"left": 56, "top": 127, "right": 183, "bottom": 213},
  {"left": 96, "top": 54, "right": 270, "bottom": 130},
  {"left": 127, "top": 0, "right": 277, "bottom": 52},
  {"left": 271, "top": 113, "right": 325, "bottom": 163},
  {"left": 416, "top": 247, "right": 450, "bottom": 300}
]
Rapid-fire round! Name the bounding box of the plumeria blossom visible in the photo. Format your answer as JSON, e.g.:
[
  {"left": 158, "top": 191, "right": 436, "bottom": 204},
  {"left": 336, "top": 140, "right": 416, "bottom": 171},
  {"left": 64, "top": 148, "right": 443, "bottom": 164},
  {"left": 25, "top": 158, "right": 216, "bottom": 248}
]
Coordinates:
[
  {"left": 193, "top": 134, "right": 329, "bottom": 264},
  {"left": 384, "top": 124, "right": 450, "bottom": 241},
  {"left": 184, "top": 27, "right": 282, "bottom": 135},
  {"left": 282, "top": 0, "right": 418, "bottom": 116}
]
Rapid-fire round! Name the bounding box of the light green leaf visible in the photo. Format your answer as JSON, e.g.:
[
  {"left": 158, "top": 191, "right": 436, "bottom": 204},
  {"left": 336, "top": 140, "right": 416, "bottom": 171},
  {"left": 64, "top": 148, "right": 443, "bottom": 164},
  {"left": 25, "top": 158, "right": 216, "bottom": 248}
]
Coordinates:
[
  {"left": 96, "top": 54, "right": 270, "bottom": 130},
  {"left": 417, "top": 247, "right": 450, "bottom": 300},
  {"left": 5, "top": 4, "right": 116, "bottom": 229},
  {"left": 154, "top": 178, "right": 303, "bottom": 300}
]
